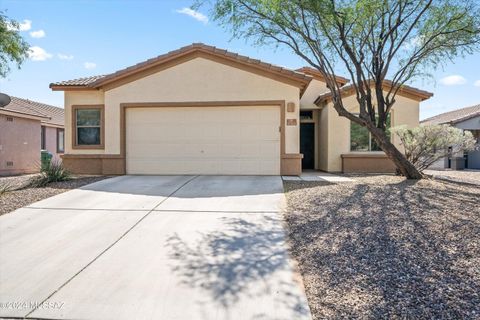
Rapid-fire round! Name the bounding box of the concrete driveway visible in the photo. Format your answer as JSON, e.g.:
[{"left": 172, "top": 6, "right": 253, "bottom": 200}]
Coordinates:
[{"left": 0, "top": 175, "right": 311, "bottom": 320}]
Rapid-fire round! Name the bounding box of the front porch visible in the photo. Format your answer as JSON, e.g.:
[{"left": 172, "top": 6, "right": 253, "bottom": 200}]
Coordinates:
[{"left": 299, "top": 109, "right": 396, "bottom": 174}]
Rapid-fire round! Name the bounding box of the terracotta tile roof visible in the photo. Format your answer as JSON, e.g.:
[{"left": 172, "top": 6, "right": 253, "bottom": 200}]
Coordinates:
[
  {"left": 2, "top": 96, "right": 64, "bottom": 126},
  {"left": 314, "top": 79, "right": 433, "bottom": 104},
  {"left": 296, "top": 67, "right": 349, "bottom": 86},
  {"left": 50, "top": 43, "right": 312, "bottom": 92},
  {"left": 50, "top": 75, "right": 107, "bottom": 87},
  {"left": 421, "top": 104, "right": 480, "bottom": 125}
]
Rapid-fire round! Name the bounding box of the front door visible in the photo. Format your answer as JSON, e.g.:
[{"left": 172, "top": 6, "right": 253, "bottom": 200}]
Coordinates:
[{"left": 300, "top": 123, "right": 315, "bottom": 170}]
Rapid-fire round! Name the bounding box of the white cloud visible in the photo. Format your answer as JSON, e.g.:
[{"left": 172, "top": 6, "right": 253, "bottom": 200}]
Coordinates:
[
  {"left": 29, "top": 29, "right": 46, "bottom": 38},
  {"left": 58, "top": 53, "right": 74, "bottom": 60},
  {"left": 19, "top": 19, "right": 32, "bottom": 31},
  {"left": 7, "top": 19, "right": 32, "bottom": 31},
  {"left": 84, "top": 62, "right": 96, "bottom": 69},
  {"left": 474, "top": 80, "right": 480, "bottom": 87},
  {"left": 176, "top": 7, "right": 208, "bottom": 24},
  {"left": 28, "top": 46, "right": 53, "bottom": 61},
  {"left": 439, "top": 75, "right": 467, "bottom": 86}
]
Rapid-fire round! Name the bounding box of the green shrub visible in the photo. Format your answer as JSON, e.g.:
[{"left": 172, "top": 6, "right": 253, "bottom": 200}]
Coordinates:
[{"left": 29, "top": 160, "right": 72, "bottom": 187}]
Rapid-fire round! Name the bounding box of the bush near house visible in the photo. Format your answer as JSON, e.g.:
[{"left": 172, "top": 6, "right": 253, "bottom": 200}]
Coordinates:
[
  {"left": 392, "top": 125, "right": 477, "bottom": 173},
  {"left": 28, "top": 159, "right": 72, "bottom": 188}
]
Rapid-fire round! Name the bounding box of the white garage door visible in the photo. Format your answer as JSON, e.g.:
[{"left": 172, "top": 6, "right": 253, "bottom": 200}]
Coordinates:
[{"left": 126, "top": 106, "right": 281, "bottom": 175}]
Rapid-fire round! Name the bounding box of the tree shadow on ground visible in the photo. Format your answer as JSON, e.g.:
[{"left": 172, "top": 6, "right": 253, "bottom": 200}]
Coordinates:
[
  {"left": 165, "top": 214, "right": 311, "bottom": 320},
  {"left": 284, "top": 178, "right": 480, "bottom": 319}
]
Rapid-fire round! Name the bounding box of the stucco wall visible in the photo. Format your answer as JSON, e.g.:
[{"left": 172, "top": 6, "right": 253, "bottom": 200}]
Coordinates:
[
  {"left": 300, "top": 79, "right": 329, "bottom": 109},
  {"left": 456, "top": 118, "right": 480, "bottom": 169},
  {"left": 0, "top": 115, "right": 41, "bottom": 175},
  {"left": 43, "top": 125, "right": 62, "bottom": 160},
  {"left": 64, "top": 91, "right": 105, "bottom": 154},
  {"left": 65, "top": 57, "right": 301, "bottom": 155},
  {"left": 319, "top": 93, "right": 420, "bottom": 172},
  {"left": 318, "top": 106, "right": 329, "bottom": 171}
]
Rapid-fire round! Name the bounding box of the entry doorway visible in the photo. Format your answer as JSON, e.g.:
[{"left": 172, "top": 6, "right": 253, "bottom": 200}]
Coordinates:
[{"left": 300, "top": 123, "right": 315, "bottom": 169}]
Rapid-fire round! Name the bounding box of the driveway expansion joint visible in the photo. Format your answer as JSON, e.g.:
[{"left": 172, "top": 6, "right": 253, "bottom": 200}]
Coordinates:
[
  {"left": 24, "top": 207, "right": 151, "bottom": 212},
  {"left": 23, "top": 175, "right": 199, "bottom": 318}
]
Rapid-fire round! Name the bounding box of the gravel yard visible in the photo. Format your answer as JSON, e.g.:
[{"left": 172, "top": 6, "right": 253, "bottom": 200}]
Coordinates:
[
  {"left": 284, "top": 175, "right": 480, "bottom": 319},
  {"left": 0, "top": 173, "right": 40, "bottom": 190},
  {"left": 0, "top": 176, "right": 110, "bottom": 215},
  {"left": 424, "top": 169, "right": 480, "bottom": 186}
]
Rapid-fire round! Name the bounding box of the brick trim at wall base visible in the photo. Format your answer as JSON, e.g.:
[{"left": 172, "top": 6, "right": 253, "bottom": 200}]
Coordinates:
[
  {"left": 62, "top": 155, "right": 125, "bottom": 175},
  {"left": 341, "top": 153, "right": 396, "bottom": 173},
  {"left": 281, "top": 154, "right": 303, "bottom": 176},
  {"left": 61, "top": 154, "right": 303, "bottom": 175}
]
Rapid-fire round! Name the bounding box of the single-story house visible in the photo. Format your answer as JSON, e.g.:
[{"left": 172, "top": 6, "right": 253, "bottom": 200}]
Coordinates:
[
  {"left": 0, "top": 96, "right": 65, "bottom": 176},
  {"left": 422, "top": 104, "right": 480, "bottom": 169},
  {"left": 50, "top": 43, "right": 432, "bottom": 175}
]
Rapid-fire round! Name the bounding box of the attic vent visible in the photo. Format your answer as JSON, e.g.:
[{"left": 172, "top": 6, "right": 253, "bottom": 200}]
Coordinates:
[
  {"left": 6, "top": 117, "right": 13, "bottom": 122},
  {"left": 6, "top": 161, "right": 13, "bottom": 167}
]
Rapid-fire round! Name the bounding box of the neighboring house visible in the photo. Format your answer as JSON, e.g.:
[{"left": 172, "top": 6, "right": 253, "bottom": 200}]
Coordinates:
[
  {"left": 0, "top": 96, "right": 65, "bottom": 176},
  {"left": 50, "top": 43, "right": 432, "bottom": 176},
  {"left": 421, "top": 104, "right": 480, "bottom": 169}
]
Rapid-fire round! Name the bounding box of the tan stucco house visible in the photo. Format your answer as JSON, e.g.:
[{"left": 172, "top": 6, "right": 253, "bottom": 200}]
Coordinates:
[
  {"left": 0, "top": 96, "right": 65, "bottom": 176},
  {"left": 50, "top": 43, "right": 432, "bottom": 176}
]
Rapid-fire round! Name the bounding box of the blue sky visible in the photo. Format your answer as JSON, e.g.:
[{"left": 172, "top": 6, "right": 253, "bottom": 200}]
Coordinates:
[{"left": 1, "top": 0, "right": 479, "bottom": 120}]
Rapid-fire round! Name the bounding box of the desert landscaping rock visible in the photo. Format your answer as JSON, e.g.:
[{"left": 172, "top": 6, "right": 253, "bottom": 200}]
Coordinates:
[
  {"left": 0, "top": 174, "right": 39, "bottom": 190},
  {"left": 424, "top": 169, "right": 480, "bottom": 186},
  {"left": 0, "top": 176, "right": 109, "bottom": 215},
  {"left": 284, "top": 175, "right": 480, "bottom": 319}
]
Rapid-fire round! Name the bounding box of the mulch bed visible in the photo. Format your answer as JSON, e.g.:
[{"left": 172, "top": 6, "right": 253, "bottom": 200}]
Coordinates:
[
  {"left": 284, "top": 175, "right": 480, "bottom": 319},
  {"left": 0, "top": 176, "right": 110, "bottom": 216}
]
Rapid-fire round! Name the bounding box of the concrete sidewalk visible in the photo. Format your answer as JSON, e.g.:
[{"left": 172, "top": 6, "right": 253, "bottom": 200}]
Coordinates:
[
  {"left": 282, "top": 171, "right": 354, "bottom": 182},
  {"left": 0, "top": 175, "right": 311, "bottom": 320}
]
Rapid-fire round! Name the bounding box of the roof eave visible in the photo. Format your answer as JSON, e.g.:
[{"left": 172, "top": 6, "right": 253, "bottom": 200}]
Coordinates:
[
  {"left": 0, "top": 108, "right": 50, "bottom": 121},
  {"left": 314, "top": 85, "right": 433, "bottom": 106},
  {"left": 450, "top": 113, "right": 480, "bottom": 125},
  {"left": 41, "top": 122, "right": 64, "bottom": 128},
  {"left": 296, "top": 67, "right": 350, "bottom": 86},
  {"left": 50, "top": 84, "right": 99, "bottom": 91}
]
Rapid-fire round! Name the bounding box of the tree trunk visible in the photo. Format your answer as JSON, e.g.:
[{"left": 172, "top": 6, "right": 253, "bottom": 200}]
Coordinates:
[{"left": 367, "top": 124, "right": 423, "bottom": 179}]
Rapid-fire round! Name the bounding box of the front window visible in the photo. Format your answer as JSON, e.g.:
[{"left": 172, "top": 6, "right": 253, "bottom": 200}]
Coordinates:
[
  {"left": 74, "top": 107, "right": 103, "bottom": 147},
  {"left": 57, "top": 128, "right": 65, "bottom": 153},
  {"left": 350, "top": 115, "right": 391, "bottom": 151}
]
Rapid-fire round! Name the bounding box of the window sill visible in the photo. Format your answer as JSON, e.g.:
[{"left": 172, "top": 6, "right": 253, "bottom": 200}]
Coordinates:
[
  {"left": 72, "top": 145, "right": 105, "bottom": 150},
  {"left": 341, "top": 152, "right": 388, "bottom": 158}
]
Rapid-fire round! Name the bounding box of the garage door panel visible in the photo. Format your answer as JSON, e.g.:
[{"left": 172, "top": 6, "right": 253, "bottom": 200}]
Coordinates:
[
  {"left": 127, "top": 159, "right": 279, "bottom": 175},
  {"left": 127, "top": 143, "right": 280, "bottom": 159},
  {"left": 126, "top": 106, "right": 281, "bottom": 175}
]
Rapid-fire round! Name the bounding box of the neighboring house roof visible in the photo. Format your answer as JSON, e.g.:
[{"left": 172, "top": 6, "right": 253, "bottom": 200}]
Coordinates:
[
  {"left": 421, "top": 104, "right": 480, "bottom": 125},
  {"left": 50, "top": 43, "right": 313, "bottom": 94},
  {"left": 314, "top": 80, "right": 433, "bottom": 104},
  {"left": 296, "top": 67, "right": 349, "bottom": 86},
  {"left": 1, "top": 96, "right": 64, "bottom": 126}
]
